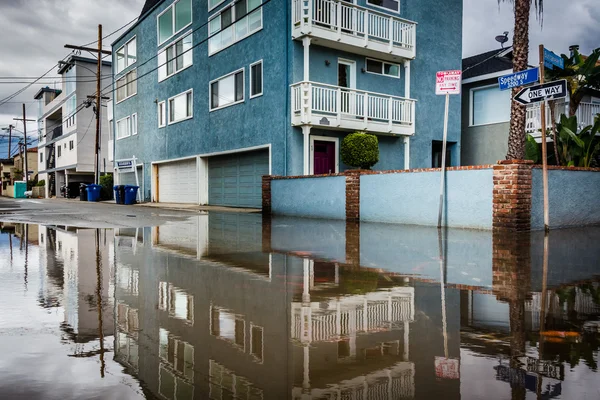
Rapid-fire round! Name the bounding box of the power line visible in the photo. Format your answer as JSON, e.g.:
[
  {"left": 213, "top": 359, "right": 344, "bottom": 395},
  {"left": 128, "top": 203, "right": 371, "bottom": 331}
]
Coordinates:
[{"left": 79, "top": 17, "right": 139, "bottom": 47}]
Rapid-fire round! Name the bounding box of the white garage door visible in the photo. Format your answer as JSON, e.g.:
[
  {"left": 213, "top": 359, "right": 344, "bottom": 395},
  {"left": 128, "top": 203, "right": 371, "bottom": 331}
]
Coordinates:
[{"left": 158, "top": 159, "right": 198, "bottom": 204}]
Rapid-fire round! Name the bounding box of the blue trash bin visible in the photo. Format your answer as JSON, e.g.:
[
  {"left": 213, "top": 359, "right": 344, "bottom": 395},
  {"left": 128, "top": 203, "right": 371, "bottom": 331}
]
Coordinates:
[
  {"left": 86, "top": 184, "right": 102, "bottom": 202},
  {"left": 113, "top": 185, "right": 125, "bottom": 205},
  {"left": 124, "top": 185, "right": 139, "bottom": 205}
]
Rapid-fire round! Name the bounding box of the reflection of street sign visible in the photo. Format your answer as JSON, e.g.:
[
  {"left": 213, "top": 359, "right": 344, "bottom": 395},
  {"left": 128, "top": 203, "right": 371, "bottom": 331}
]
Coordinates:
[
  {"left": 498, "top": 68, "right": 539, "bottom": 90},
  {"left": 544, "top": 48, "right": 564, "bottom": 70},
  {"left": 435, "top": 70, "right": 462, "bottom": 95},
  {"left": 435, "top": 357, "right": 460, "bottom": 379},
  {"left": 513, "top": 80, "right": 567, "bottom": 105},
  {"left": 525, "top": 357, "right": 564, "bottom": 380},
  {"left": 116, "top": 160, "right": 135, "bottom": 173}
]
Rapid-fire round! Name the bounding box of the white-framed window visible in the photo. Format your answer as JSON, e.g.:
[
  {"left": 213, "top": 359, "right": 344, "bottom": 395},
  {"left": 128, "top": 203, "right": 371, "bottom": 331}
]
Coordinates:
[
  {"left": 157, "top": 0, "right": 192, "bottom": 46},
  {"left": 158, "top": 32, "right": 193, "bottom": 82},
  {"left": 69, "top": 140, "right": 74, "bottom": 150},
  {"left": 116, "top": 36, "right": 137, "bottom": 74},
  {"left": 250, "top": 324, "right": 263, "bottom": 363},
  {"left": 158, "top": 101, "right": 166, "bottom": 127},
  {"left": 365, "top": 58, "right": 400, "bottom": 78},
  {"left": 249, "top": 60, "right": 263, "bottom": 98},
  {"left": 366, "top": 0, "right": 399, "bottom": 13},
  {"left": 168, "top": 89, "right": 193, "bottom": 124},
  {"left": 40, "top": 153, "right": 44, "bottom": 163},
  {"left": 470, "top": 84, "right": 511, "bottom": 126},
  {"left": 57, "top": 145, "right": 61, "bottom": 158},
  {"left": 132, "top": 114, "right": 138, "bottom": 135},
  {"left": 116, "top": 115, "right": 133, "bottom": 140},
  {"left": 116, "top": 69, "right": 137, "bottom": 103},
  {"left": 208, "top": 0, "right": 262, "bottom": 55},
  {"left": 210, "top": 68, "right": 244, "bottom": 111},
  {"left": 64, "top": 95, "right": 77, "bottom": 129},
  {"left": 209, "top": 0, "right": 227, "bottom": 11}
]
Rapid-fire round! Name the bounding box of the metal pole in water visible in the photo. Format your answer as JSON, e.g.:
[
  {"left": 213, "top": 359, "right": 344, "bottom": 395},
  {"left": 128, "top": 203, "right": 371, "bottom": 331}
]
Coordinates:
[{"left": 437, "top": 93, "right": 450, "bottom": 229}]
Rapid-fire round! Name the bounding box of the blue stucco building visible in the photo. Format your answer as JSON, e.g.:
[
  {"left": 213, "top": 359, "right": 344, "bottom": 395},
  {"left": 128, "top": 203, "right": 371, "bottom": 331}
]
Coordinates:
[{"left": 112, "top": 0, "right": 462, "bottom": 207}]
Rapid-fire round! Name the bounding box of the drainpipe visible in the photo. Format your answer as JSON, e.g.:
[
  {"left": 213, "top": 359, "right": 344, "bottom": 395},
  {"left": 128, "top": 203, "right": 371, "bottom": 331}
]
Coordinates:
[{"left": 403, "top": 137, "right": 410, "bottom": 170}]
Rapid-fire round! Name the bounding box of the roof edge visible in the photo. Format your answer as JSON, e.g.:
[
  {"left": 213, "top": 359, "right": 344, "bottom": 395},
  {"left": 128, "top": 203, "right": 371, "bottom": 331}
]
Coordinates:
[{"left": 112, "top": 0, "right": 165, "bottom": 47}]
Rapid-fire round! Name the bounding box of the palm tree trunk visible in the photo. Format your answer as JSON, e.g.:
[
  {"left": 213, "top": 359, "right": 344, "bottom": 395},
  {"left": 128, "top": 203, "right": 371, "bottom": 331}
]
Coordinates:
[{"left": 506, "top": 0, "right": 532, "bottom": 160}]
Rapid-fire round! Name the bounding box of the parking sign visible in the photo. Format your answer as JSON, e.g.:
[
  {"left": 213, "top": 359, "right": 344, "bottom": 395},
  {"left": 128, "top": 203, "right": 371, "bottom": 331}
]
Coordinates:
[{"left": 436, "top": 70, "right": 462, "bottom": 95}]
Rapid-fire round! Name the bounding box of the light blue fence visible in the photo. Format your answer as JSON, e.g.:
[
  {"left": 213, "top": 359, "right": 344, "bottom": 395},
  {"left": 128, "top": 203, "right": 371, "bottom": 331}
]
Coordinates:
[{"left": 271, "top": 176, "right": 346, "bottom": 220}]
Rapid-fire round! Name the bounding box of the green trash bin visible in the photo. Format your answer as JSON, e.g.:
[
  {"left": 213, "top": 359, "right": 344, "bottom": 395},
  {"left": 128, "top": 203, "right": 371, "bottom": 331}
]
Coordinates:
[{"left": 14, "top": 181, "right": 27, "bottom": 199}]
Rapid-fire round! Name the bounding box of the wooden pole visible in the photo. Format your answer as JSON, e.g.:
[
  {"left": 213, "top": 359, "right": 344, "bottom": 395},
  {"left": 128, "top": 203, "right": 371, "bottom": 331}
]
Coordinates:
[
  {"left": 7, "top": 125, "right": 12, "bottom": 158},
  {"left": 539, "top": 45, "right": 550, "bottom": 232},
  {"left": 94, "top": 25, "right": 103, "bottom": 186},
  {"left": 437, "top": 92, "right": 450, "bottom": 229},
  {"left": 22, "top": 104, "right": 28, "bottom": 183}
]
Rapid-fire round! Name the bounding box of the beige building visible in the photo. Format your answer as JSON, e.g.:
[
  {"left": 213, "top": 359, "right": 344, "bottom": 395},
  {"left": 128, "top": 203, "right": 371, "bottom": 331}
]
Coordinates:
[{"left": 12, "top": 147, "right": 39, "bottom": 181}]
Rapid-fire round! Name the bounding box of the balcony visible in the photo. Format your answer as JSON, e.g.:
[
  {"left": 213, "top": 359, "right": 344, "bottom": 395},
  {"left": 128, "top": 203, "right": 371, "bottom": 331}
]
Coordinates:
[
  {"left": 526, "top": 101, "right": 600, "bottom": 138},
  {"left": 292, "top": 0, "right": 417, "bottom": 62},
  {"left": 292, "top": 81, "right": 415, "bottom": 135}
]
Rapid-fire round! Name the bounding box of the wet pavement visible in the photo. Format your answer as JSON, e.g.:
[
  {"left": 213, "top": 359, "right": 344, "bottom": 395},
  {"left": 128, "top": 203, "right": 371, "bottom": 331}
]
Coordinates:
[{"left": 0, "top": 214, "right": 599, "bottom": 399}]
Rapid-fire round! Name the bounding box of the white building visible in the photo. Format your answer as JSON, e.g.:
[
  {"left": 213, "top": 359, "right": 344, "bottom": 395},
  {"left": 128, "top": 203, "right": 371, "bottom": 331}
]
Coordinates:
[{"left": 34, "top": 55, "right": 113, "bottom": 198}]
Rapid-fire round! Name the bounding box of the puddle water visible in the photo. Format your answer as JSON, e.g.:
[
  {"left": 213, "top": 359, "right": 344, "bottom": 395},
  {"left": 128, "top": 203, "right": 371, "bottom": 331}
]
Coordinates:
[{"left": 1, "top": 215, "right": 599, "bottom": 399}]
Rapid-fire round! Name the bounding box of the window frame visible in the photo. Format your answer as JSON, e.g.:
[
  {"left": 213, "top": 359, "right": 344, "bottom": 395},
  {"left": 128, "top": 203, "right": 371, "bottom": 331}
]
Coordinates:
[
  {"left": 366, "top": 0, "right": 400, "bottom": 13},
  {"left": 249, "top": 60, "right": 263, "bottom": 99},
  {"left": 157, "top": 0, "right": 193, "bottom": 47},
  {"left": 116, "top": 115, "right": 132, "bottom": 140},
  {"left": 157, "top": 30, "right": 194, "bottom": 82},
  {"left": 167, "top": 89, "right": 194, "bottom": 125},
  {"left": 469, "top": 83, "right": 511, "bottom": 127},
  {"left": 116, "top": 36, "right": 137, "bottom": 74},
  {"left": 158, "top": 101, "right": 166, "bottom": 128},
  {"left": 69, "top": 140, "right": 74, "bottom": 150},
  {"left": 209, "top": 68, "right": 245, "bottom": 111},
  {"left": 365, "top": 58, "right": 401, "bottom": 78},
  {"left": 57, "top": 145, "right": 62, "bottom": 158},
  {"left": 131, "top": 113, "right": 138, "bottom": 135},
  {"left": 115, "top": 69, "right": 138, "bottom": 104},
  {"left": 209, "top": 0, "right": 227, "bottom": 12},
  {"left": 208, "top": 0, "right": 263, "bottom": 56}
]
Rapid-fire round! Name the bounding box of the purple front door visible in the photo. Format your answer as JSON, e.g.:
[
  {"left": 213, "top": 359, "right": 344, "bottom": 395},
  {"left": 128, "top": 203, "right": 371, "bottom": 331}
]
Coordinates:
[{"left": 313, "top": 141, "right": 336, "bottom": 174}]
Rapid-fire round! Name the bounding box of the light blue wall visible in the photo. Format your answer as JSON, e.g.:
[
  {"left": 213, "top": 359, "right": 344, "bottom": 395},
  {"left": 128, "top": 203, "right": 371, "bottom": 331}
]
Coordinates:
[
  {"left": 360, "top": 169, "right": 493, "bottom": 228},
  {"left": 271, "top": 176, "right": 346, "bottom": 219},
  {"left": 531, "top": 169, "right": 600, "bottom": 230}
]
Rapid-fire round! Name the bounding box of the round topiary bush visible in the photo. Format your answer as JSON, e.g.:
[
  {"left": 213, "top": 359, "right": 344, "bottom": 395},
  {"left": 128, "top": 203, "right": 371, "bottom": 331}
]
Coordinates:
[{"left": 341, "top": 132, "right": 379, "bottom": 169}]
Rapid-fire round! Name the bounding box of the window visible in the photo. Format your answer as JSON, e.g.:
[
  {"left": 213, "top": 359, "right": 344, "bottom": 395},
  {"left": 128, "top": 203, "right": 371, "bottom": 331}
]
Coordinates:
[
  {"left": 471, "top": 85, "right": 511, "bottom": 126},
  {"left": 157, "top": 0, "right": 192, "bottom": 45},
  {"left": 40, "top": 153, "right": 44, "bottom": 163},
  {"left": 65, "top": 67, "right": 76, "bottom": 95},
  {"left": 116, "top": 37, "right": 137, "bottom": 74},
  {"left": 210, "top": 69, "right": 244, "bottom": 110},
  {"left": 64, "top": 95, "right": 77, "bottom": 128},
  {"left": 158, "top": 101, "right": 166, "bottom": 127},
  {"left": 366, "top": 58, "right": 400, "bottom": 78},
  {"left": 158, "top": 32, "right": 193, "bottom": 81},
  {"left": 367, "top": 0, "right": 399, "bottom": 12},
  {"left": 208, "top": 0, "right": 262, "bottom": 55},
  {"left": 116, "top": 70, "right": 137, "bottom": 103},
  {"left": 432, "top": 141, "right": 453, "bottom": 168},
  {"left": 132, "top": 114, "right": 138, "bottom": 135},
  {"left": 57, "top": 146, "right": 61, "bottom": 158},
  {"left": 168, "top": 90, "right": 193, "bottom": 124},
  {"left": 210, "top": 307, "right": 245, "bottom": 349},
  {"left": 69, "top": 140, "right": 74, "bottom": 150},
  {"left": 250, "top": 61, "right": 262, "bottom": 98},
  {"left": 116, "top": 116, "right": 131, "bottom": 139},
  {"left": 250, "top": 325, "right": 263, "bottom": 362},
  {"left": 209, "top": 0, "right": 226, "bottom": 10}
]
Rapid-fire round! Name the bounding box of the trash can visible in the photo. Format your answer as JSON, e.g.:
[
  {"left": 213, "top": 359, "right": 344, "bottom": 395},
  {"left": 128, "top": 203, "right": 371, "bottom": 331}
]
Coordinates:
[
  {"left": 123, "top": 185, "right": 139, "bottom": 205},
  {"left": 79, "top": 184, "right": 88, "bottom": 201},
  {"left": 86, "top": 184, "right": 102, "bottom": 202},
  {"left": 14, "top": 181, "right": 26, "bottom": 199},
  {"left": 113, "top": 185, "right": 125, "bottom": 205}
]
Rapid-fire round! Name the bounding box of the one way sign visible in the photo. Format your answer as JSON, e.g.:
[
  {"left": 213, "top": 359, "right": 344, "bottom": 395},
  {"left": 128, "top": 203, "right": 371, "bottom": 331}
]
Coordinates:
[{"left": 513, "top": 79, "right": 567, "bottom": 105}]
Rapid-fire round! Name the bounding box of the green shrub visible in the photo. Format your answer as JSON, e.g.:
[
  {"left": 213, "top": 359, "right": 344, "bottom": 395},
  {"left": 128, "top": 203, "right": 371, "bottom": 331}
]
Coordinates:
[
  {"left": 341, "top": 132, "right": 379, "bottom": 169},
  {"left": 36, "top": 180, "right": 46, "bottom": 187},
  {"left": 99, "top": 174, "right": 114, "bottom": 200}
]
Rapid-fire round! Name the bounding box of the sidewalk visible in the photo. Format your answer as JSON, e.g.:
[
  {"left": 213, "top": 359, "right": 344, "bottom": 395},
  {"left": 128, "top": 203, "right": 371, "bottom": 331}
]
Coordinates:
[{"left": 136, "top": 202, "right": 261, "bottom": 213}]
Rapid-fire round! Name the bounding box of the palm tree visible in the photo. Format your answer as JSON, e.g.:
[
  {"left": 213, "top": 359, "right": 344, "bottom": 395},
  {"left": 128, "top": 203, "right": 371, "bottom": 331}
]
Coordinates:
[{"left": 501, "top": 0, "right": 544, "bottom": 160}]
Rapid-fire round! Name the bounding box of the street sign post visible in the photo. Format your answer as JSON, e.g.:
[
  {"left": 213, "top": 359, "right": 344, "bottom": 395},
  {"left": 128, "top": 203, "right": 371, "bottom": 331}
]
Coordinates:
[
  {"left": 435, "top": 70, "right": 462, "bottom": 229},
  {"left": 544, "top": 48, "right": 564, "bottom": 70},
  {"left": 498, "top": 67, "right": 539, "bottom": 91},
  {"left": 513, "top": 79, "right": 567, "bottom": 105}
]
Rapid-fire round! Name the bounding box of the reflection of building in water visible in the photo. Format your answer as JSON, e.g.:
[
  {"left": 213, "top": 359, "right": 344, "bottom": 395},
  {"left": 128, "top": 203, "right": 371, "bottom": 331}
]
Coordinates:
[
  {"left": 292, "top": 259, "right": 415, "bottom": 400},
  {"left": 36, "top": 226, "right": 114, "bottom": 342}
]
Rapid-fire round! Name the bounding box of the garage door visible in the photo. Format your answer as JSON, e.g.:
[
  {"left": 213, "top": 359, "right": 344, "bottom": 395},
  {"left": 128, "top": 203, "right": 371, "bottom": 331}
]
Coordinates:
[
  {"left": 158, "top": 159, "right": 198, "bottom": 204},
  {"left": 208, "top": 150, "right": 269, "bottom": 208}
]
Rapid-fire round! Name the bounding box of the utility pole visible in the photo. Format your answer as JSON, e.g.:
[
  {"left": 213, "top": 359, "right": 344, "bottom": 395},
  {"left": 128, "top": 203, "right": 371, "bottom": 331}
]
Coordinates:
[
  {"left": 13, "top": 109, "right": 35, "bottom": 183},
  {"left": 65, "top": 25, "right": 111, "bottom": 185},
  {"left": 7, "top": 124, "right": 13, "bottom": 158}
]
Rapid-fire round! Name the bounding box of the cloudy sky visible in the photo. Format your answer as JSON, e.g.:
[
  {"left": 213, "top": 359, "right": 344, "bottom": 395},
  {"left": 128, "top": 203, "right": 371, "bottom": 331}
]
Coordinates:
[{"left": 0, "top": 0, "right": 598, "bottom": 158}]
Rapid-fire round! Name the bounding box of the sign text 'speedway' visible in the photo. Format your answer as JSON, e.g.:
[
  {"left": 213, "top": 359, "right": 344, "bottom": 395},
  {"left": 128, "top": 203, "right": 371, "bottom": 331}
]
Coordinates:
[{"left": 498, "top": 68, "right": 539, "bottom": 91}]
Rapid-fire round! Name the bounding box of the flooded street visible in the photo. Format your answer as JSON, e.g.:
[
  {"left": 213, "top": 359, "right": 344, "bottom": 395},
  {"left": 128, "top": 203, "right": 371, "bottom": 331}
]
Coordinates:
[{"left": 1, "top": 214, "right": 599, "bottom": 399}]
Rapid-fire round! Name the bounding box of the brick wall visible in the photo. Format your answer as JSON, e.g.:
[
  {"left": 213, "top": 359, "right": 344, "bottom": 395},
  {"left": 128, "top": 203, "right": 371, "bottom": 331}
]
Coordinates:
[
  {"left": 261, "top": 176, "right": 272, "bottom": 214},
  {"left": 345, "top": 171, "right": 360, "bottom": 221},
  {"left": 492, "top": 160, "right": 533, "bottom": 231}
]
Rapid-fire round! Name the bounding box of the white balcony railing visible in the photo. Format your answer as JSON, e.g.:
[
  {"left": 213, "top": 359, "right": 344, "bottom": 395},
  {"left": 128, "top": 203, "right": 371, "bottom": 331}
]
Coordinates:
[
  {"left": 292, "top": 0, "right": 416, "bottom": 60},
  {"left": 292, "top": 81, "right": 415, "bottom": 135},
  {"left": 526, "top": 101, "right": 600, "bottom": 136}
]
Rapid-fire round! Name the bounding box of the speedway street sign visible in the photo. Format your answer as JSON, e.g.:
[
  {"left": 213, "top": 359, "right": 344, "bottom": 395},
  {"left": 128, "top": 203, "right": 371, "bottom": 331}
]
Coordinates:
[
  {"left": 498, "top": 68, "right": 539, "bottom": 91},
  {"left": 513, "top": 79, "right": 567, "bottom": 105}
]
